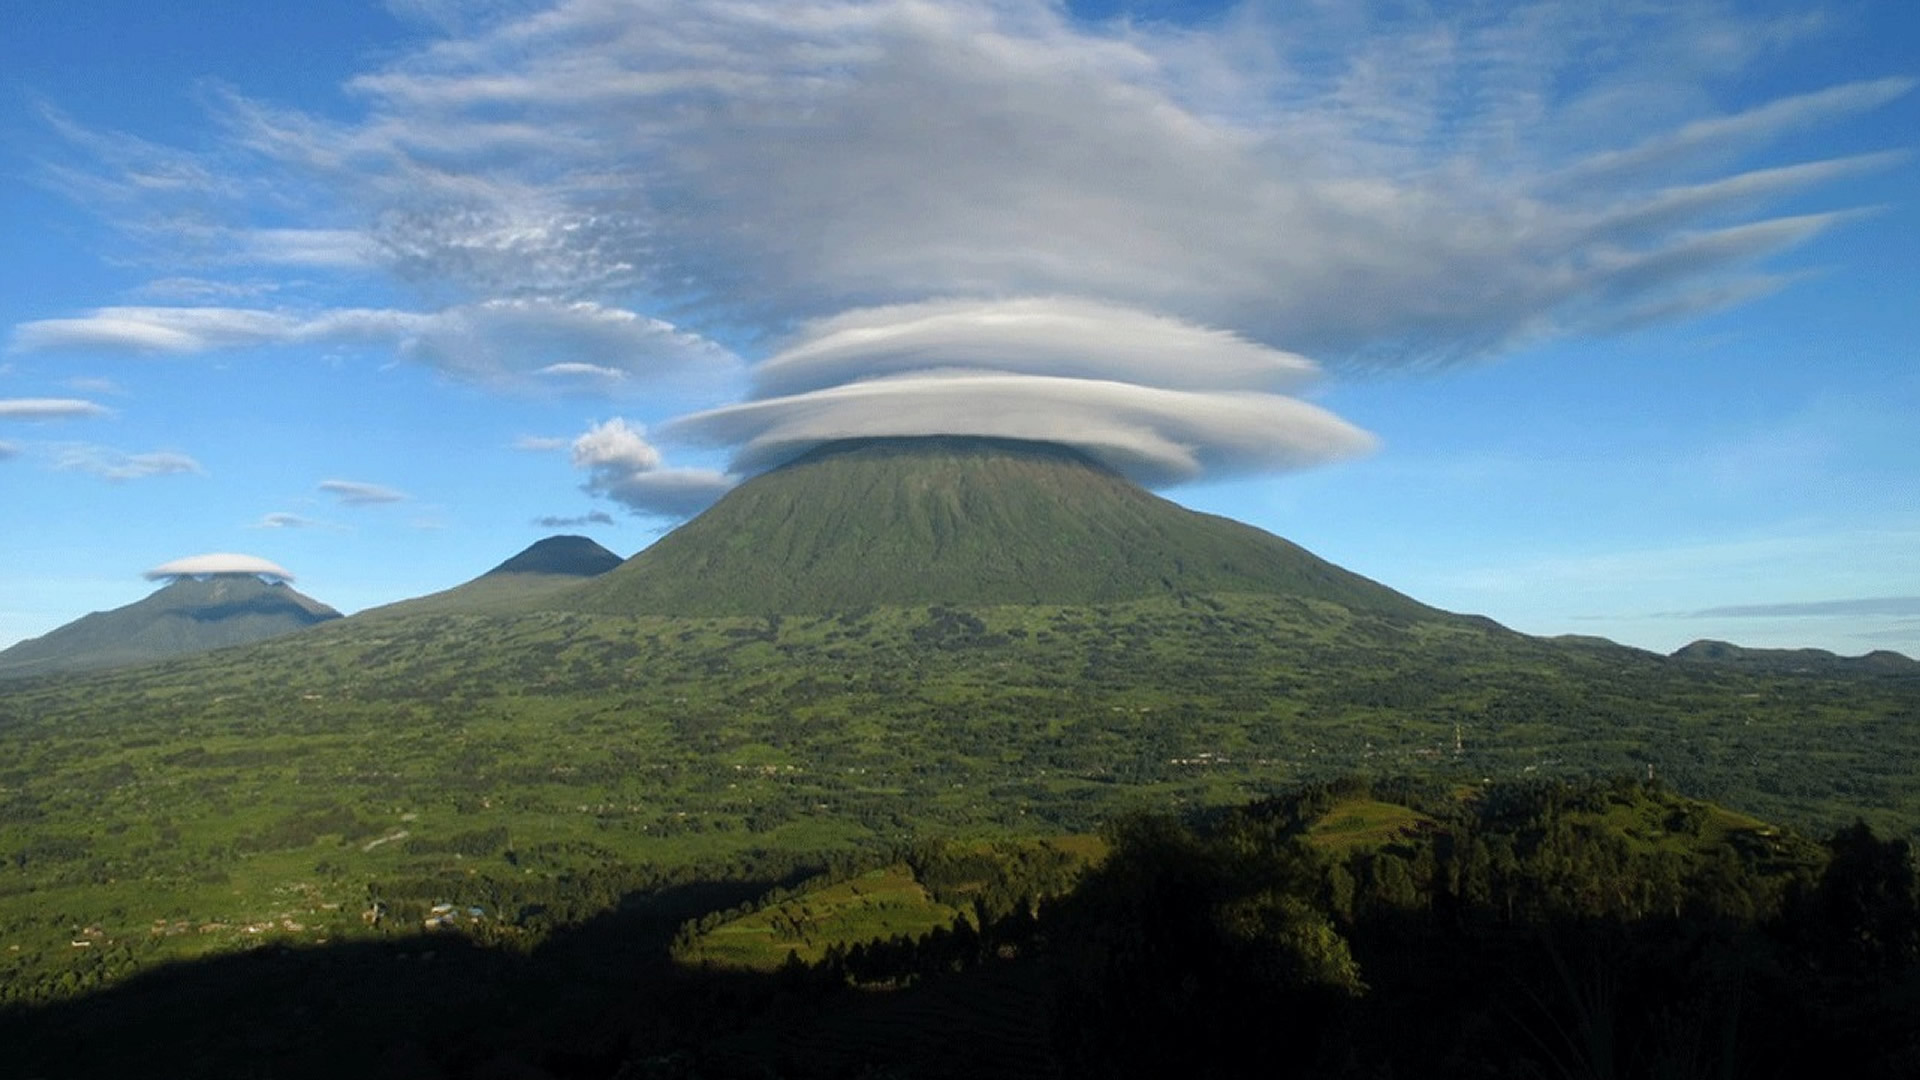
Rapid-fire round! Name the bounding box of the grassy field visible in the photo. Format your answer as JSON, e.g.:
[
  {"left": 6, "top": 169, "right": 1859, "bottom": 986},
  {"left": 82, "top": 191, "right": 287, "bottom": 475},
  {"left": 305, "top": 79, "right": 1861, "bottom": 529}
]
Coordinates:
[
  {"left": 677, "top": 865, "right": 968, "bottom": 970},
  {"left": 1307, "top": 799, "right": 1437, "bottom": 852}
]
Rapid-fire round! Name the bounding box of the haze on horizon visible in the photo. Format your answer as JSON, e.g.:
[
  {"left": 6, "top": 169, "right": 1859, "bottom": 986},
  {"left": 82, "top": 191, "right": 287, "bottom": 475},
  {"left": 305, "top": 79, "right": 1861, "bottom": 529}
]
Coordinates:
[{"left": 1, "top": 0, "right": 1915, "bottom": 656}]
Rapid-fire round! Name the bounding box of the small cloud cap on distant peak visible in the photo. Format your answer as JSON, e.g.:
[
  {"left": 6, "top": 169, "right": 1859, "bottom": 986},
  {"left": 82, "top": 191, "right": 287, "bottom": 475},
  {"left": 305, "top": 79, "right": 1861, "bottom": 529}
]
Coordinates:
[{"left": 145, "top": 553, "right": 296, "bottom": 581}]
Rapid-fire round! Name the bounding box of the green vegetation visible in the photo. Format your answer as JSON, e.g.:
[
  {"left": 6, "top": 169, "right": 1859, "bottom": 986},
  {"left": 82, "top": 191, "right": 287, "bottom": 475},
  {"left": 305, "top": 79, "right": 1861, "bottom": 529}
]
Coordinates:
[
  {"left": 8, "top": 778, "right": 1914, "bottom": 1079},
  {"left": 0, "top": 437, "right": 1915, "bottom": 1073},
  {"left": 1, "top": 590, "right": 1914, "bottom": 1010}
]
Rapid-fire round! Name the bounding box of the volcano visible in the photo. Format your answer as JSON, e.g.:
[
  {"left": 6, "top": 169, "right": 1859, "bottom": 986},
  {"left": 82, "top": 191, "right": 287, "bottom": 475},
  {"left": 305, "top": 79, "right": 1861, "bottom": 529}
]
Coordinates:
[
  {"left": 560, "top": 436, "right": 1448, "bottom": 621},
  {"left": 356, "top": 534, "right": 625, "bottom": 619},
  {"left": 0, "top": 575, "right": 341, "bottom": 679}
]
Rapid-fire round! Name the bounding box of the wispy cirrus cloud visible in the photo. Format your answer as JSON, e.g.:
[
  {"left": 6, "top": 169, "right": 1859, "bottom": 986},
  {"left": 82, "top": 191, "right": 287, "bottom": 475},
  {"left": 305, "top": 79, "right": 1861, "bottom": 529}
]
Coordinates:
[
  {"left": 249, "top": 511, "right": 345, "bottom": 531},
  {"left": 319, "top": 478, "right": 409, "bottom": 505},
  {"left": 54, "top": 445, "right": 203, "bottom": 481},
  {"left": 10, "top": 300, "right": 734, "bottom": 391},
  {"left": 1681, "top": 596, "right": 1920, "bottom": 619},
  {"left": 62, "top": 377, "right": 123, "bottom": 396},
  {"left": 534, "top": 510, "right": 615, "bottom": 528},
  {"left": 0, "top": 397, "right": 112, "bottom": 420}
]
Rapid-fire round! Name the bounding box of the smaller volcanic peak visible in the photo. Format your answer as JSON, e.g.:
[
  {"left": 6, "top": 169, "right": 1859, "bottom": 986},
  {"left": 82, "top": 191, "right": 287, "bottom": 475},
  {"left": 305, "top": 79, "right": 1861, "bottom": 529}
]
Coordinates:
[
  {"left": 357, "top": 535, "right": 627, "bottom": 619},
  {"left": 0, "top": 562, "right": 340, "bottom": 680},
  {"left": 483, "top": 535, "right": 624, "bottom": 578}
]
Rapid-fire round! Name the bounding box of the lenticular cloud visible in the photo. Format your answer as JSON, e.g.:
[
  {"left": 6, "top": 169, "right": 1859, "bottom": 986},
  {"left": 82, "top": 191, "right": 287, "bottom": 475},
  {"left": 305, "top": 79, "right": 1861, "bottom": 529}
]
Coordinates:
[
  {"left": 684, "top": 297, "right": 1366, "bottom": 486},
  {"left": 673, "top": 370, "right": 1376, "bottom": 488},
  {"left": 145, "top": 554, "right": 296, "bottom": 581},
  {"left": 752, "top": 299, "right": 1320, "bottom": 399}
]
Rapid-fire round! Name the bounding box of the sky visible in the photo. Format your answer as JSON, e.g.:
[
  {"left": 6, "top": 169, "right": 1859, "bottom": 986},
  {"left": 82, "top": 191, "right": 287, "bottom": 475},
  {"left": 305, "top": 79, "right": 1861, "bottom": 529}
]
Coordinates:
[{"left": 2, "top": 0, "right": 1916, "bottom": 657}]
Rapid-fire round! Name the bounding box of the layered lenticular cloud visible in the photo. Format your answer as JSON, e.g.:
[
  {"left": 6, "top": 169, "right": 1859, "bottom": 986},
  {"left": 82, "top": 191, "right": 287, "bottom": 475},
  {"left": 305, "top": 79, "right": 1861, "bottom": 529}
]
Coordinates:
[
  {"left": 687, "top": 297, "right": 1364, "bottom": 485},
  {"left": 750, "top": 300, "right": 1319, "bottom": 399},
  {"left": 11, "top": 0, "right": 1910, "bottom": 515},
  {"left": 674, "top": 371, "right": 1375, "bottom": 488}
]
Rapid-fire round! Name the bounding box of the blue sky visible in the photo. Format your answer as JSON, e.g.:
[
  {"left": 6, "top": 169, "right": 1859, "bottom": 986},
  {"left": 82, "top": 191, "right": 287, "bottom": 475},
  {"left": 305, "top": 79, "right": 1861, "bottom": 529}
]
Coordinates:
[{"left": 2, "top": 0, "right": 1916, "bottom": 656}]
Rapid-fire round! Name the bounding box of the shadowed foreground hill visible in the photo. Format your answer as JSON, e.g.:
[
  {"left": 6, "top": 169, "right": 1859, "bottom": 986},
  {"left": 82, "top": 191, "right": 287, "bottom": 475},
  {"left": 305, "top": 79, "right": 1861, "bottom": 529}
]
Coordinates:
[
  {"left": 0, "top": 576, "right": 339, "bottom": 679},
  {"left": 356, "top": 535, "right": 624, "bottom": 619},
  {"left": 562, "top": 436, "right": 1448, "bottom": 620}
]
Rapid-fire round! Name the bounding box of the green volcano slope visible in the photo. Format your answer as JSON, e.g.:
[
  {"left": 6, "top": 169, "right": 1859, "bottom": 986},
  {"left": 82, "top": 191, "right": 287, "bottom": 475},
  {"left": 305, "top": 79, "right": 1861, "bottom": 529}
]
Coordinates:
[
  {"left": 561, "top": 437, "right": 1447, "bottom": 620},
  {"left": 0, "top": 576, "right": 339, "bottom": 680}
]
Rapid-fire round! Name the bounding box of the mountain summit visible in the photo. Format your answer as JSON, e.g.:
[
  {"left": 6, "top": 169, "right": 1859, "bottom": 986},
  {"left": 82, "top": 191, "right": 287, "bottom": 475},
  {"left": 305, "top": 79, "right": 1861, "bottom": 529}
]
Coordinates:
[
  {"left": 356, "top": 534, "right": 626, "bottom": 619},
  {"left": 561, "top": 436, "right": 1443, "bottom": 619},
  {"left": 0, "top": 575, "right": 340, "bottom": 680},
  {"left": 483, "top": 534, "right": 625, "bottom": 578}
]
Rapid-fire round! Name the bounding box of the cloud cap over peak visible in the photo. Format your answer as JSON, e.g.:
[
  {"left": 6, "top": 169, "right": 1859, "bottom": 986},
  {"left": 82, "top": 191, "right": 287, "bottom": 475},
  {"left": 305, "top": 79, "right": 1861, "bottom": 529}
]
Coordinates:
[
  {"left": 146, "top": 553, "right": 297, "bottom": 581},
  {"left": 672, "top": 371, "right": 1376, "bottom": 488}
]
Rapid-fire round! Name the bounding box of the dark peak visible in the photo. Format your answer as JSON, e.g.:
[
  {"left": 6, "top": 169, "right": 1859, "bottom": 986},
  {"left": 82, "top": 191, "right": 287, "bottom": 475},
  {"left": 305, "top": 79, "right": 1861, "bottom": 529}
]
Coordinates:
[{"left": 485, "top": 535, "right": 624, "bottom": 578}]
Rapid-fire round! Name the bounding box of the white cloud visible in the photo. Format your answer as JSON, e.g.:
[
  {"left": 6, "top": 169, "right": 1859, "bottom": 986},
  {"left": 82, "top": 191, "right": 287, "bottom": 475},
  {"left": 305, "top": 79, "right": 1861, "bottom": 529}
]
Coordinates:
[
  {"left": 570, "top": 417, "right": 660, "bottom": 473},
  {"left": 54, "top": 445, "right": 203, "bottom": 481},
  {"left": 319, "top": 478, "right": 410, "bottom": 505},
  {"left": 0, "top": 397, "right": 111, "bottom": 420},
  {"left": 570, "top": 417, "right": 734, "bottom": 517}
]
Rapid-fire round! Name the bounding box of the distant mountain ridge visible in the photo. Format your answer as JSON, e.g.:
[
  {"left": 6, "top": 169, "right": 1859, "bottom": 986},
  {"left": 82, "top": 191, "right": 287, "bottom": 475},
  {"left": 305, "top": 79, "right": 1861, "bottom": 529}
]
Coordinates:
[
  {"left": 0, "top": 576, "right": 340, "bottom": 680},
  {"left": 558, "top": 436, "right": 1454, "bottom": 620},
  {"left": 1670, "top": 638, "right": 1919, "bottom": 673}
]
